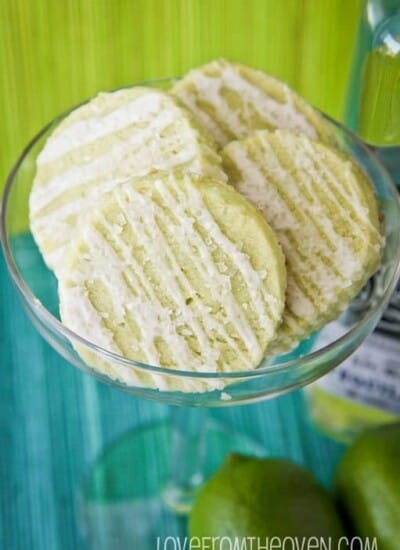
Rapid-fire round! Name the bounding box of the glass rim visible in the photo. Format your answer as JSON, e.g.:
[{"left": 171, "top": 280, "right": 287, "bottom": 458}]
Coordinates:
[{"left": 1, "top": 79, "right": 400, "bottom": 381}]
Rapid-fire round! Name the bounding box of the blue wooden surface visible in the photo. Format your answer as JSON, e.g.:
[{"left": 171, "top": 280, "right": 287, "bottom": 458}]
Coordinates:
[{"left": 0, "top": 250, "right": 345, "bottom": 549}]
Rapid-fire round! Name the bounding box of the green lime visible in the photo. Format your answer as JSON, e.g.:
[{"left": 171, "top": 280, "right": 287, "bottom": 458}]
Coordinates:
[
  {"left": 335, "top": 422, "right": 400, "bottom": 550},
  {"left": 189, "top": 454, "right": 344, "bottom": 544}
]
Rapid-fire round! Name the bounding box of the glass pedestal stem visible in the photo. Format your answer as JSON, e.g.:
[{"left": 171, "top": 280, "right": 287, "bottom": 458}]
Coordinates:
[{"left": 162, "top": 406, "right": 207, "bottom": 514}]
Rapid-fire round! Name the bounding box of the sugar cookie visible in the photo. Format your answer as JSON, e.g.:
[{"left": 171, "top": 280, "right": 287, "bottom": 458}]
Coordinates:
[
  {"left": 222, "top": 130, "right": 383, "bottom": 352},
  {"left": 59, "top": 171, "right": 286, "bottom": 391}
]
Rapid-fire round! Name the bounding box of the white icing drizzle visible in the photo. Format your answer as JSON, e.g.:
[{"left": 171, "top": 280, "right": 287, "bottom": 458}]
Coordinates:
[
  {"left": 153, "top": 179, "right": 271, "bottom": 330},
  {"left": 114, "top": 190, "right": 254, "bottom": 366},
  {"left": 228, "top": 141, "right": 355, "bottom": 284},
  {"left": 180, "top": 91, "right": 229, "bottom": 147},
  {"left": 175, "top": 61, "right": 318, "bottom": 144},
  {"left": 117, "top": 180, "right": 269, "bottom": 365},
  {"left": 254, "top": 139, "right": 369, "bottom": 279},
  {"left": 223, "top": 133, "right": 382, "bottom": 343},
  {"left": 73, "top": 223, "right": 204, "bottom": 384},
  {"left": 39, "top": 91, "right": 165, "bottom": 163},
  {"left": 110, "top": 192, "right": 225, "bottom": 370},
  {"left": 33, "top": 109, "right": 209, "bottom": 212},
  {"left": 169, "top": 177, "right": 281, "bottom": 321},
  {"left": 32, "top": 177, "right": 130, "bottom": 234},
  {"left": 60, "top": 285, "right": 120, "bottom": 352},
  {"left": 297, "top": 136, "right": 382, "bottom": 238},
  {"left": 59, "top": 272, "right": 168, "bottom": 389}
]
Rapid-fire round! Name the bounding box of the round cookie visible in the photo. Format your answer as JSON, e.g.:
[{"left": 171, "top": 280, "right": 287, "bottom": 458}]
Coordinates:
[
  {"left": 172, "top": 58, "right": 334, "bottom": 148},
  {"left": 30, "top": 87, "right": 226, "bottom": 274},
  {"left": 58, "top": 171, "right": 286, "bottom": 392},
  {"left": 222, "top": 130, "right": 383, "bottom": 353}
]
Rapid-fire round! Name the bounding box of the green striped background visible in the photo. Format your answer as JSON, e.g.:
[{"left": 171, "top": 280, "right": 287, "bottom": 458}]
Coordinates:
[{"left": 1, "top": 0, "right": 362, "bottom": 194}]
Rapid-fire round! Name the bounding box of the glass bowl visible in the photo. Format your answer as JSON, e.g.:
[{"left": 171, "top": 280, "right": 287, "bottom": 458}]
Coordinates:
[{"left": 1, "top": 82, "right": 400, "bottom": 409}]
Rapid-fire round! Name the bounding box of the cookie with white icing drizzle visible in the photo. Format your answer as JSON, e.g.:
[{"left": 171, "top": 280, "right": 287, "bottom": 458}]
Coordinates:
[
  {"left": 172, "top": 58, "right": 333, "bottom": 148},
  {"left": 30, "top": 87, "right": 226, "bottom": 274},
  {"left": 58, "top": 171, "right": 286, "bottom": 392},
  {"left": 222, "top": 130, "right": 383, "bottom": 353}
]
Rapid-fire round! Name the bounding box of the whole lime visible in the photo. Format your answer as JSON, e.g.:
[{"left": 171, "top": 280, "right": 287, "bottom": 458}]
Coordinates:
[
  {"left": 335, "top": 422, "right": 400, "bottom": 550},
  {"left": 189, "top": 454, "right": 344, "bottom": 544}
]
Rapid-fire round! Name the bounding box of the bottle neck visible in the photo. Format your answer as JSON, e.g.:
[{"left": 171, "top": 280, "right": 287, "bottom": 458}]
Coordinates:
[
  {"left": 367, "top": 0, "right": 400, "bottom": 31},
  {"left": 345, "top": 0, "right": 400, "bottom": 184}
]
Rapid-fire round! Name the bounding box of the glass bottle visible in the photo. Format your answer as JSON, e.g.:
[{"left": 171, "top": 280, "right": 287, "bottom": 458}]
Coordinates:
[{"left": 307, "top": 0, "right": 400, "bottom": 442}]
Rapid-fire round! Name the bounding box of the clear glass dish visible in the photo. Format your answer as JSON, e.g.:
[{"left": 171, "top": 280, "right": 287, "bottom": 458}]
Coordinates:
[
  {"left": 2, "top": 94, "right": 400, "bottom": 405},
  {"left": 1, "top": 80, "right": 400, "bottom": 527}
]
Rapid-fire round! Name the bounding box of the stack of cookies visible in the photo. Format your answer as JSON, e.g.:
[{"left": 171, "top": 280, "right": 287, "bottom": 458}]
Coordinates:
[{"left": 29, "top": 59, "right": 383, "bottom": 392}]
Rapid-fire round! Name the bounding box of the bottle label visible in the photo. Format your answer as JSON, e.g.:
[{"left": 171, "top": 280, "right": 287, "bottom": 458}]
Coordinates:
[
  {"left": 315, "top": 280, "right": 400, "bottom": 415},
  {"left": 316, "top": 331, "right": 400, "bottom": 414}
]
